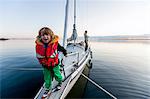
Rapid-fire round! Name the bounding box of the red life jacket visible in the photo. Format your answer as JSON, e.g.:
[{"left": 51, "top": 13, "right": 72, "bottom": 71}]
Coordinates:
[{"left": 36, "top": 40, "right": 59, "bottom": 67}]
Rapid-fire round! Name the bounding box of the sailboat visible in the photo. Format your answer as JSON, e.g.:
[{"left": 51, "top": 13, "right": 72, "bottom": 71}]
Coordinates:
[{"left": 34, "top": 0, "right": 92, "bottom": 99}]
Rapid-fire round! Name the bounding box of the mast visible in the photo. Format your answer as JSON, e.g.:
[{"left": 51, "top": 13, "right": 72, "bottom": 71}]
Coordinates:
[
  {"left": 63, "top": 0, "right": 77, "bottom": 45},
  {"left": 63, "top": 0, "right": 69, "bottom": 47},
  {"left": 74, "top": 0, "right": 76, "bottom": 28},
  {"left": 72, "top": 0, "right": 77, "bottom": 43}
]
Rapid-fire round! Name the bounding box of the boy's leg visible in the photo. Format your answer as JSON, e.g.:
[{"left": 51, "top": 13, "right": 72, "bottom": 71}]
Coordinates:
[
  {"left": 53, "top": 64, "right": 63, "bottom": 83},
  {"left": 43, "top": 67, "right": 52, "bottom": 90}
]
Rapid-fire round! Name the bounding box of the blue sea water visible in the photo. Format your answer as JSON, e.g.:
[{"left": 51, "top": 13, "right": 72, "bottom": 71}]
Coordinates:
[
  {"left": 84, "top": 41, "right": 150, "bottom": 99},
  {"left": 0, "top": 39, "right": 150, "bottom": 98}
]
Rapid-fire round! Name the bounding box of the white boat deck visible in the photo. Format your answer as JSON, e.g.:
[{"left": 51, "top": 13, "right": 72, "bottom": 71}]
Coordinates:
[{"left": 62, "top": 43, "right": 86, "bottom": 77}]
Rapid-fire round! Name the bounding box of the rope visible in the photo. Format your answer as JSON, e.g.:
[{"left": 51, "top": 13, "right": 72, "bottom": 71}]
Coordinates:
[{"left": 81, "top": 73, "right": 117, "bottom": 99}]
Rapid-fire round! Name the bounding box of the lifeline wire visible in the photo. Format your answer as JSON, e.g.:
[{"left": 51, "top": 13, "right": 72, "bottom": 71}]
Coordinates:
[{"left": 81, "top": 73, "right": 117, "bottom": 99}]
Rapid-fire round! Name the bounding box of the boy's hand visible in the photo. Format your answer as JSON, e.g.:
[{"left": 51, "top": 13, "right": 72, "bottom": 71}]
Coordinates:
[
  {"left": 64, "top": 50, "right": 67, "bottom": 57},
  {"left": 65, "top": 54, "right": 67, "bottom": 57}
]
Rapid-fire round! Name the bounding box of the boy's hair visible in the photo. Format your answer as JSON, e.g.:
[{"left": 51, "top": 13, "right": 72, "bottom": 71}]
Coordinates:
[{"left": 38, "top": 27, "right": 55, "bottom": 39}]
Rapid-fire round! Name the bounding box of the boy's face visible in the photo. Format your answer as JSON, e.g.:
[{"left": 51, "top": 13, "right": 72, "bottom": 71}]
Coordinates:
[{"left": 41, "top": 33, "right": 51, "bottom": 43}]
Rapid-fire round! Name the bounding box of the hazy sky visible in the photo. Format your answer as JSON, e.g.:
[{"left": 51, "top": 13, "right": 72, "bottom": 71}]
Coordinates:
[{"left": 0, "top": 0, "right": 150, "bottom": 38}]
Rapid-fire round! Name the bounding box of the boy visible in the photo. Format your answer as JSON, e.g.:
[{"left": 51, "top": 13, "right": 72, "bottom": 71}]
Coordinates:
[{"left": 35, "top": 27, "right": 67, "bottom": 98}]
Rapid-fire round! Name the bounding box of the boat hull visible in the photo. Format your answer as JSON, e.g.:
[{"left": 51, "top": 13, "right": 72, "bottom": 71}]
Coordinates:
[{"left": 60, "top": 50, "right": 91, "bottom": 98}]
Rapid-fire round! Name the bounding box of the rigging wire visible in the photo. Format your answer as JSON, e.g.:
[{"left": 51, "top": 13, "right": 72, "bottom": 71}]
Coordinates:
[{"left": 81, "top": 73, "right": 117, "bottom": 99}]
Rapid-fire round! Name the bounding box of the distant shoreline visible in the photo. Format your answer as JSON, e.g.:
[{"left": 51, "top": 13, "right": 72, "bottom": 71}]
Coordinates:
[
  {"left": 90, "top": 39, "right": 150, "bottom": 40},
  {"left": 1, "top": 38, "right": 150, "bottom": 40},
  {"left": 0, "top": 38, "right": 34, "bottom": 40},
  {"left": 0, "top": 38, "right": 9, "bottom": 40},
  {"left": 1, "top": 34, "right": 150, "bottom": 41}
]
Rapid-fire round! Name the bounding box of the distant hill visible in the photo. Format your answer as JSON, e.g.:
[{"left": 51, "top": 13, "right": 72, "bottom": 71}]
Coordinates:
[
  {"left": 1, "top": 34, "right": 150, "bottom": 41},
  {"left": 89, "top": 34, "right": 150, "bottom": 40},
  {"left": 9, "top": 38, "right": 34, "bottom": 40},
  {"left": 0, "top": 38, "right": 9, "bottom": 40},
  {"left": 0, "top": 38, "right": 34, "bottom": 40}
]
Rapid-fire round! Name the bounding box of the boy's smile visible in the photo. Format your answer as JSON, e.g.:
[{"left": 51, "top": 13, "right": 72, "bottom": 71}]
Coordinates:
[{"left": 41, "top": 33, "right": 51, "bottom": 43}]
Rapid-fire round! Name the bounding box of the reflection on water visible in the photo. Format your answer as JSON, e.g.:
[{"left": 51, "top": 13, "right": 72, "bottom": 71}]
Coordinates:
[
  {"left": 0, "top": 40, "right": 43, "bottom": 98},
  {"left": 0, "top": 39, "right": 150, "bottom": 98},
  {"left": 84, "top": 41, "right": 150, "bottom": 98}
]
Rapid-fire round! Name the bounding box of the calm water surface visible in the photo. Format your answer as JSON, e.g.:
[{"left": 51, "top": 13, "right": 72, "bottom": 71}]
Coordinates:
[{"left": 0, "top": 39, "right": 150, "bottom": 98}]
